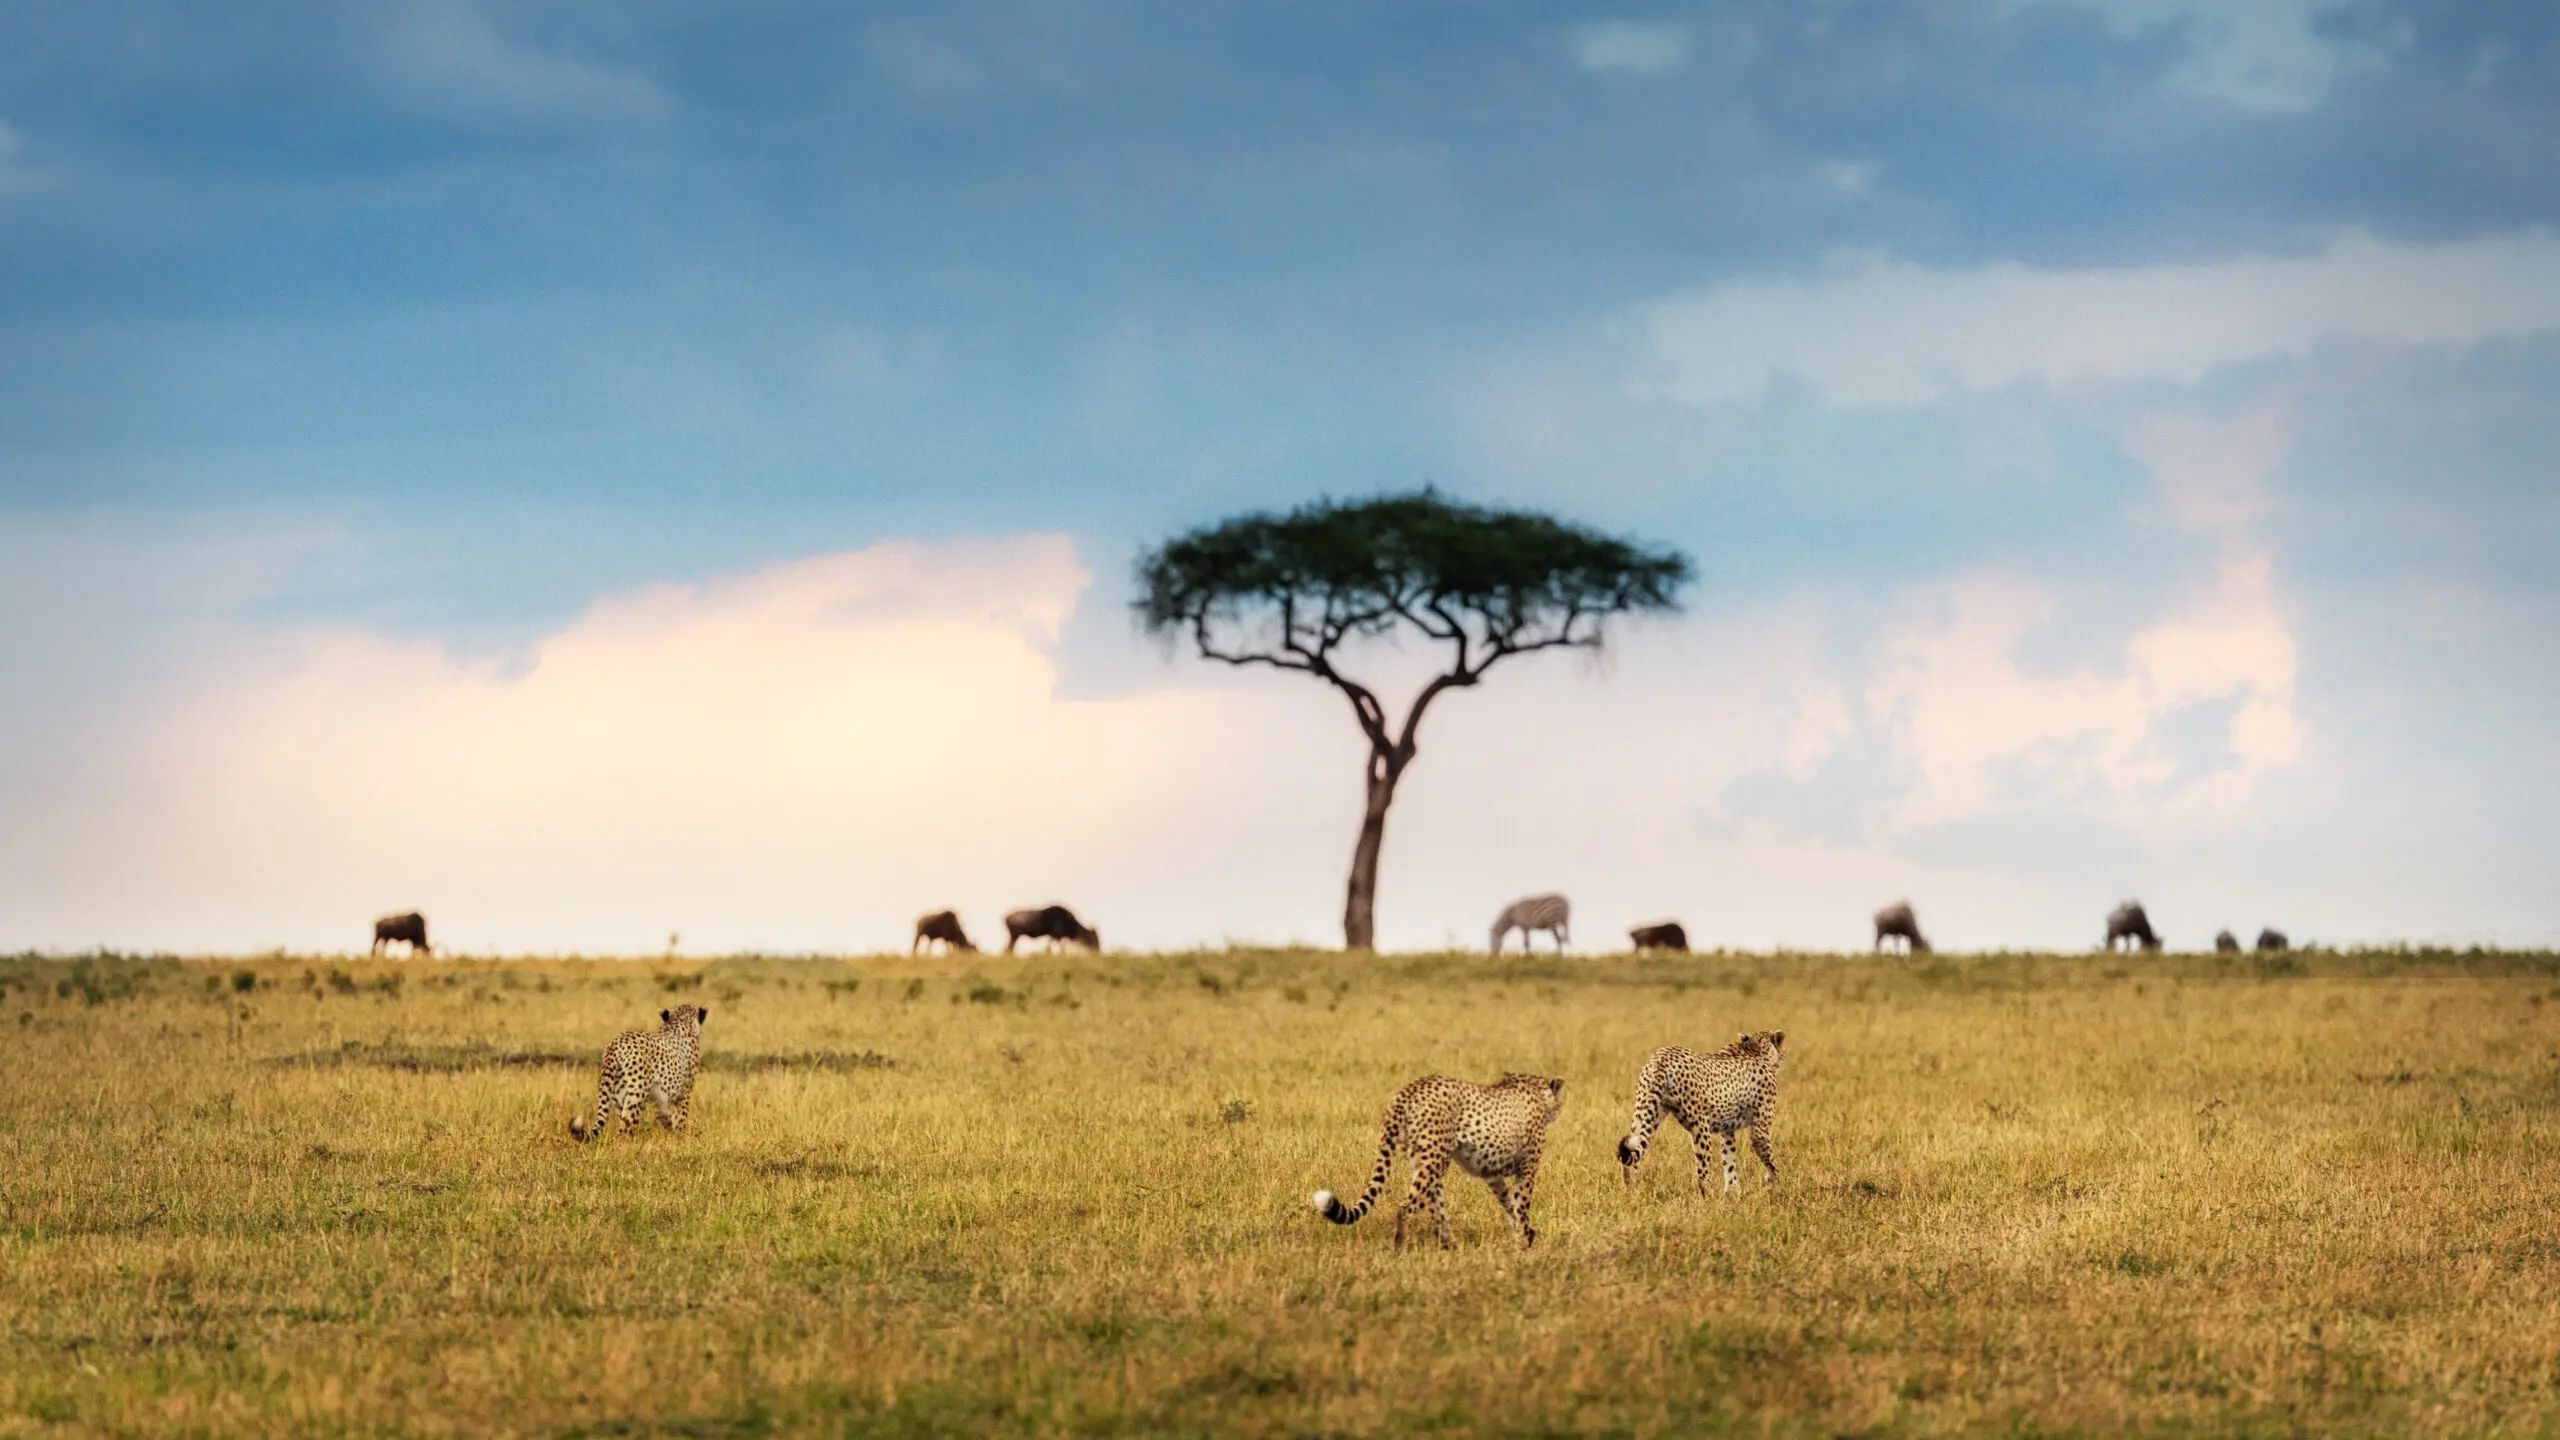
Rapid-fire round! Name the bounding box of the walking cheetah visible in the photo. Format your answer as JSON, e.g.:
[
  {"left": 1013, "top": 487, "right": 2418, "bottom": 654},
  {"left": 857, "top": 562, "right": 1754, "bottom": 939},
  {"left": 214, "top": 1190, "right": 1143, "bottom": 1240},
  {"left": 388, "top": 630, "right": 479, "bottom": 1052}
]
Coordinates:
[
  {"left": 1311, "top": 1072, "right": 1565, "bottom": 1249},
  {"left": 568, "top": 1005, "right": 709, "bottom": 1143},
  {"left": 1617, "top": 1030, "right": 1785, "bottom": 1197}
]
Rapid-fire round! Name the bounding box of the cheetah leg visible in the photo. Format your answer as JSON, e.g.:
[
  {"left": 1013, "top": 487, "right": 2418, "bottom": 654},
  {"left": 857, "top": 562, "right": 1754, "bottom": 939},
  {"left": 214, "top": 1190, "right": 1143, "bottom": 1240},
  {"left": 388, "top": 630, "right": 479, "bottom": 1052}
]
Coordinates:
[
  {"left": 583, "top": 1080, "right": 613, "bottom": 1144},
  {"left": 1508, "top": 1171, "right": 1541, "bottom": 1247},
  {"left": 1687, "top": 1120, "right": 1715, "bottom": 1199},
  {"left": 670, "top": 1081, "right": 694, "bottom": 1134},
  {"left": 1719, "top": 1129, "right": 1741, "bottom": 1197},
  {"left": 1484, "top": 1176, "right": 1514, "bottom": 1242},
  {"left": 1750, "top": 1116, "right": 1778, "bottom": 1188},
  {"left": 1392, "top": 1149, "right": 1431, "bottom": 1250},
  {"left": 1396, "top": 1145, "right": 1453, "bottom": 1251}
]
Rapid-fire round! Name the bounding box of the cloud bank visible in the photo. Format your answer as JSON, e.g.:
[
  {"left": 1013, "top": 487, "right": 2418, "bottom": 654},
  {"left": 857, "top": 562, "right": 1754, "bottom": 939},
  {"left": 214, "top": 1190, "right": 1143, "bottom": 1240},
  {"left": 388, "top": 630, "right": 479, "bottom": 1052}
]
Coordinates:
[
  {"left": 0, "top": 483, "right": 2341, "bottom": 957},
  {"left": 1636, "top": 231, "right": 2560, "bottom": 407},
  {"left": 15, "top": 539, "right": 1313, "bottom": 953}
]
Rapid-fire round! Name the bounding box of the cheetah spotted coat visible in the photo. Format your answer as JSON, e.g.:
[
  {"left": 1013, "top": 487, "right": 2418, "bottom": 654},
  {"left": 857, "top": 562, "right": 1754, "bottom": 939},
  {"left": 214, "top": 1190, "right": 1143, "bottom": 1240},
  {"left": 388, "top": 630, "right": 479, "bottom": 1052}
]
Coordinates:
[
  {"left": 569, "top": 1004, "right": 709, "bottom": 1143},
  {"left": 1617, "top": 1030, "right": 1786, "bottom": 1196},
  {"left": 1312, "top": 1073, "right": 1566, "bottom": 1249}
]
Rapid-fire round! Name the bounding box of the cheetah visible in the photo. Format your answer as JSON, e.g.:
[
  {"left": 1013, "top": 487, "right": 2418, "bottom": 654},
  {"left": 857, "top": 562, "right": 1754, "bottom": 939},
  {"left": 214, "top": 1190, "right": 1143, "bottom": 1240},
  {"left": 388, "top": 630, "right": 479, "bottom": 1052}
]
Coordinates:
[
  {"left": 1311, "top": 1073, "right": 1565, "bottom": 1249},
  {"left": 1616, "top": 1030, "right": 1785, "bottom": 1197},
  {"left": 568, "top": 1005, "right": 709, "bottom": 1143}
]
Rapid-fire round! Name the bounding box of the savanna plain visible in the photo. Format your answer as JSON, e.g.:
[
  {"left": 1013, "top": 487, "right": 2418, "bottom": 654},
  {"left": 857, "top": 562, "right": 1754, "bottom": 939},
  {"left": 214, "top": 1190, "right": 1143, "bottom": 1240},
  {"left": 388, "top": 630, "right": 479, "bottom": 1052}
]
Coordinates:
[{"left": 3, "top": 946, "right": 2557, "bottom": 1437}]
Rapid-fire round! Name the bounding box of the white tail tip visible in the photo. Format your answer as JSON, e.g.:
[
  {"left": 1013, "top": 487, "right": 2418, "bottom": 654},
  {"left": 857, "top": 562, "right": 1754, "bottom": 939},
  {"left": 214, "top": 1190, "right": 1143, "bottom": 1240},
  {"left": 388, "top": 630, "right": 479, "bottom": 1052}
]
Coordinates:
[{"left": 1311, "top": 1190, "right": 1334, "bottom": 1213}]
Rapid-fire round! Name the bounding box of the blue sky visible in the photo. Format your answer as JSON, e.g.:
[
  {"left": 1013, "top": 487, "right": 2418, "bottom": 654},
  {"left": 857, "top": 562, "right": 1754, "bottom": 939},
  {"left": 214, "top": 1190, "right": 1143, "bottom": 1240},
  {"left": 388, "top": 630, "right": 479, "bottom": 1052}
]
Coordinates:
[{"left": 3, "top": 1, "right": 2556, "bottom": 952}]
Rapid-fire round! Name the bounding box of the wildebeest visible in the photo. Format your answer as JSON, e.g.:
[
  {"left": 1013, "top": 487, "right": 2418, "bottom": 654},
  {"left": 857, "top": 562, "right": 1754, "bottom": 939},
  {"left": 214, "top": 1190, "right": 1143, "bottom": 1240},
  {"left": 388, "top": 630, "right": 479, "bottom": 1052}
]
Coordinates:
[
  {"left": 1872, "top": 900, "right": 1929, "bottom": 955},
  {"left": 371, "top": 911, "right": 429, "bottom": 957},
  {"left": 1628, "top": 921, "right": 1689, "bottom": 953},
  {"left": 2105, "top": 901, "right": 2162, "bottom": 952},
  {"left": 912, "top": 910, "right": 976, "bottom": 954},
  {"left": 2255, "top": 927, "right": 2291, "bottom": 953},
  {"left": 1490, "top": 894, "right": 1571, "bottom": 955},
  {"left": 2213, "top": 929, "right": 2240, "bottom": 953},
  {"left": 1004, "top": 904, "right": 1099, "bottom": 953}
]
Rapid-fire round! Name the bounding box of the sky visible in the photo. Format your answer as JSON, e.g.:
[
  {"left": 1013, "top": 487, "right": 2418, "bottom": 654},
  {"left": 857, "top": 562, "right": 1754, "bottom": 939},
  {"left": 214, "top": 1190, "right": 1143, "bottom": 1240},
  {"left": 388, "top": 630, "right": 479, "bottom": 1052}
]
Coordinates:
[{"left": 3, "top": 0, "right": 2556, "bottom": 954}]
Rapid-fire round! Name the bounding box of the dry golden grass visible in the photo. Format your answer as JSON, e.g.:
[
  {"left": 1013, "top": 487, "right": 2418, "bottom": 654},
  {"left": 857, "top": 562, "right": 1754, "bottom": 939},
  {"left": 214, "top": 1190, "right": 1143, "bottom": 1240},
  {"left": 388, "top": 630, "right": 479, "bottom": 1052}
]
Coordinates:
[{"left": 2, "top": 946, "right": 2556, "bottom": 1437}]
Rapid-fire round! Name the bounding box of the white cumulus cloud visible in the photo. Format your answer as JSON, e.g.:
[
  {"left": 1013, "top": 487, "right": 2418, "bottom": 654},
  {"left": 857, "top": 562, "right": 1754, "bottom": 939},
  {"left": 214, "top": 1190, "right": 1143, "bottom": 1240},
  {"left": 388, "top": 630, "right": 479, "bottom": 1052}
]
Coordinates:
[
  {"left": 19, "top": 538, "right": 1314, "bottom": 953},
  {"left": 1859, "top": 403, "right": 2301, "bottom": 827},
  {"left": 0, "top": 524, "right": 2017, "bottom": 953}
]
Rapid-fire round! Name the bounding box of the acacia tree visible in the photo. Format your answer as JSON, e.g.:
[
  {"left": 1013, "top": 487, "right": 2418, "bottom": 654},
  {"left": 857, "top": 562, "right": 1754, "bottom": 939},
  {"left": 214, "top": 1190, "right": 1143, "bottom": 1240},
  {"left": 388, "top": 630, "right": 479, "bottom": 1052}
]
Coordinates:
[{"left": 1136, "top": 491, "right": 1692, "bottom": 951}]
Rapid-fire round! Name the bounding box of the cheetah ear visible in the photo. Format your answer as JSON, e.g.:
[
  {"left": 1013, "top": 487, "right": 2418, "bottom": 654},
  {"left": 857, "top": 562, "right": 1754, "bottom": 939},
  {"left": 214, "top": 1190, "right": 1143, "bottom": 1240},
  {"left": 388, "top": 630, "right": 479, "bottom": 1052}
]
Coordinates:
[
  {"left": 1769, "top": 1030, "right": 1786, "bottom": 1050},
  {"left": 661, "top": 1008, "right": 671, "bottom": 1025},
  {"left": 698, "top": 1006, "right": 710, "bottom": 1024},
  {"left": 1549, "top": 1077, "right": 1565, "bottom": 1094}
]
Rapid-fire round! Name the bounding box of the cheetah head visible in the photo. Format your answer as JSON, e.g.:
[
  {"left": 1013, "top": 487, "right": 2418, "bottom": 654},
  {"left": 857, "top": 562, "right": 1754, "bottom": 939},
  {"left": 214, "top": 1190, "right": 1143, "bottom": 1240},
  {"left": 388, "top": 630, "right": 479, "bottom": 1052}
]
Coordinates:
[
  {"left": 1733, "top": 1030, "right": 1786, "bottom": 1060},
  {"left": 1535, "top": 1075, "right": 1566, "bottom": 1121},
  {"left": 660, "top": 1003, "right": 710, "bottom": 1032}
]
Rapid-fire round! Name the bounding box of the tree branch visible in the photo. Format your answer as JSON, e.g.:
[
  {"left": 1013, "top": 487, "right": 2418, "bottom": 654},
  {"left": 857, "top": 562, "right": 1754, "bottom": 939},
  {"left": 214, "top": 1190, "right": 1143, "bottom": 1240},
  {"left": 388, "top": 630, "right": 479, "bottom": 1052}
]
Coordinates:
[
  {"left": 1189, "top": 618, "right": 1392, "bottom": 754},
  {"left": 1193, "top": 635, "right": 1318, "bottom": 676},
  {"left": 1392, "top": 666, "right": 1480, "bottom": 762}
]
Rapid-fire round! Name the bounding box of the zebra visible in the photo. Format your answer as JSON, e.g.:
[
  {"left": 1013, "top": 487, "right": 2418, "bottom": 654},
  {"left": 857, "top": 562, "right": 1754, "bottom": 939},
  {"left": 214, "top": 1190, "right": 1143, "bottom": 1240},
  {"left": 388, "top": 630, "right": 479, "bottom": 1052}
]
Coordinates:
[{"left": 1490, "top": 894, "right": 1571, "bottom": 956}]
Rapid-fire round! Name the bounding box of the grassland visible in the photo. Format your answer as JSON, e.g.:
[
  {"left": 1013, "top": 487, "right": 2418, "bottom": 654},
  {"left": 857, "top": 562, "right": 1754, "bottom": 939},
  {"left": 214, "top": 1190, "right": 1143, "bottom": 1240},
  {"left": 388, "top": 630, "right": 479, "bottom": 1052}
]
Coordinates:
[{"left": 2, "top": 945, "right": 2557, "bottom": 1437}]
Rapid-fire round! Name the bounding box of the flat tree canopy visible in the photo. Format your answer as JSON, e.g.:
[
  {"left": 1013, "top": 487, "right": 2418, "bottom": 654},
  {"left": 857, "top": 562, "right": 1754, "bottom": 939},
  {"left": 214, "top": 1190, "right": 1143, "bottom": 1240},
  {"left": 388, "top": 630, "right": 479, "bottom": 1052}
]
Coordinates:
[{"left": 1137, "top": 490, "right": 1692, "bottom": 950}]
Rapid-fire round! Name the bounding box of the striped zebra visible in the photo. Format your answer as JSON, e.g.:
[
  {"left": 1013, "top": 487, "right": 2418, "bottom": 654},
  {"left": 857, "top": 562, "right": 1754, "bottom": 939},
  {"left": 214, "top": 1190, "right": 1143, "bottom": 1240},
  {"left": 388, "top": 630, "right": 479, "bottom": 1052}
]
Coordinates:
[{"left": 1490, "top": 894, "right": 1571, "bottom": 956}]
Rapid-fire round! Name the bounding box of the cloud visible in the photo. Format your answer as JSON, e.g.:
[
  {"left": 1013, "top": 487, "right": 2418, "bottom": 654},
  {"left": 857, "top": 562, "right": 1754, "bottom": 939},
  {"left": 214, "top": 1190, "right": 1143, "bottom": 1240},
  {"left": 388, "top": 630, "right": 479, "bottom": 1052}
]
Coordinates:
[
  {"left": 0, "top": 520, "right": 2028, "bottom": 953},
  {"left": 366, "top": 1, "right": 662, "bottom": 128},
  {"left": 1572, "top": 22, "right": 1689, "bottom": 76},
  {"left": 864, "top": 24, "right": 993, "bottom": 97},
  {"left": 1817, "top": 159, "right": 1876, "bottom": 195},
  {"left": 1859, "top": 404, "right": 2301, "bottom": 827},
  {"left": 2019, "top": 0, "right": 2404, "bottom": 113},
  {"left": 14, "top": 537, "right": 1325, "bottom": 953},
  {"left": 2123, "top": 401, "right": 2285, "bottom": 537},
  {"left": 1634, "top": 230, "right": 2560, "bottom": 407}
]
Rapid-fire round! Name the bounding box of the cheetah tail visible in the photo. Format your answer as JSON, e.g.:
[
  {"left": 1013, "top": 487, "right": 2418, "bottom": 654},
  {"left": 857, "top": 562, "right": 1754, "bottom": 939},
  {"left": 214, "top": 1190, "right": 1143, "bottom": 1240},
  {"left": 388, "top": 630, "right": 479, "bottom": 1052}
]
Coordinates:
[
  {"left": 1617, "top": 1057, "right": 1666, "bottom": 1179},
  {"left": 1312, "top": 1111, "right": 1401, "bottom": 1226}
]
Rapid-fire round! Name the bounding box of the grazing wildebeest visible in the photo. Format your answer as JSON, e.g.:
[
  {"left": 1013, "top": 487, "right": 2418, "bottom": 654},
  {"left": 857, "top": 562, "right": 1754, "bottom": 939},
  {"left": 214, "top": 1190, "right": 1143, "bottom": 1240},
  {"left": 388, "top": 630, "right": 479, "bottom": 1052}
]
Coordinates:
[
  {"left": 2255, "top": 927, "right": 2291, "bottom": 953},
  {"left": 1872, "top": 900, "right": 1929, "bottom": 955},
  {"left": 1004, "top": 904, "right": 1099, "bottom": 954},
  {"left": 1628, "top": 921, "right": 1689, "bottom": 953},
  {"left": 2214, "top": 929, "right": 2240, "bottom": 953},
  {"left": 371, "top": 911, "right": 429, "bottom": 957},
  {"left": 2105, "top": 901, "right": 2162, "bottom": 953},
  {"left": 912, "top": 910, "right": 975, "bottom": 954},
  {"left": 1490, "top": 894, "right": 1571, "bottom": 955}
]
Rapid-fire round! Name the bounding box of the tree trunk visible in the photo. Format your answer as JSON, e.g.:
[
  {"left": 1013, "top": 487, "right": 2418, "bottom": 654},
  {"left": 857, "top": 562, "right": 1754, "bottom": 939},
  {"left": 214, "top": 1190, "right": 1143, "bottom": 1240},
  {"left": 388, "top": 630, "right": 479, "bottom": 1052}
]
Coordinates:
[{"left": 1341, "top": 748, "right": 1401, "bottom": 951}]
